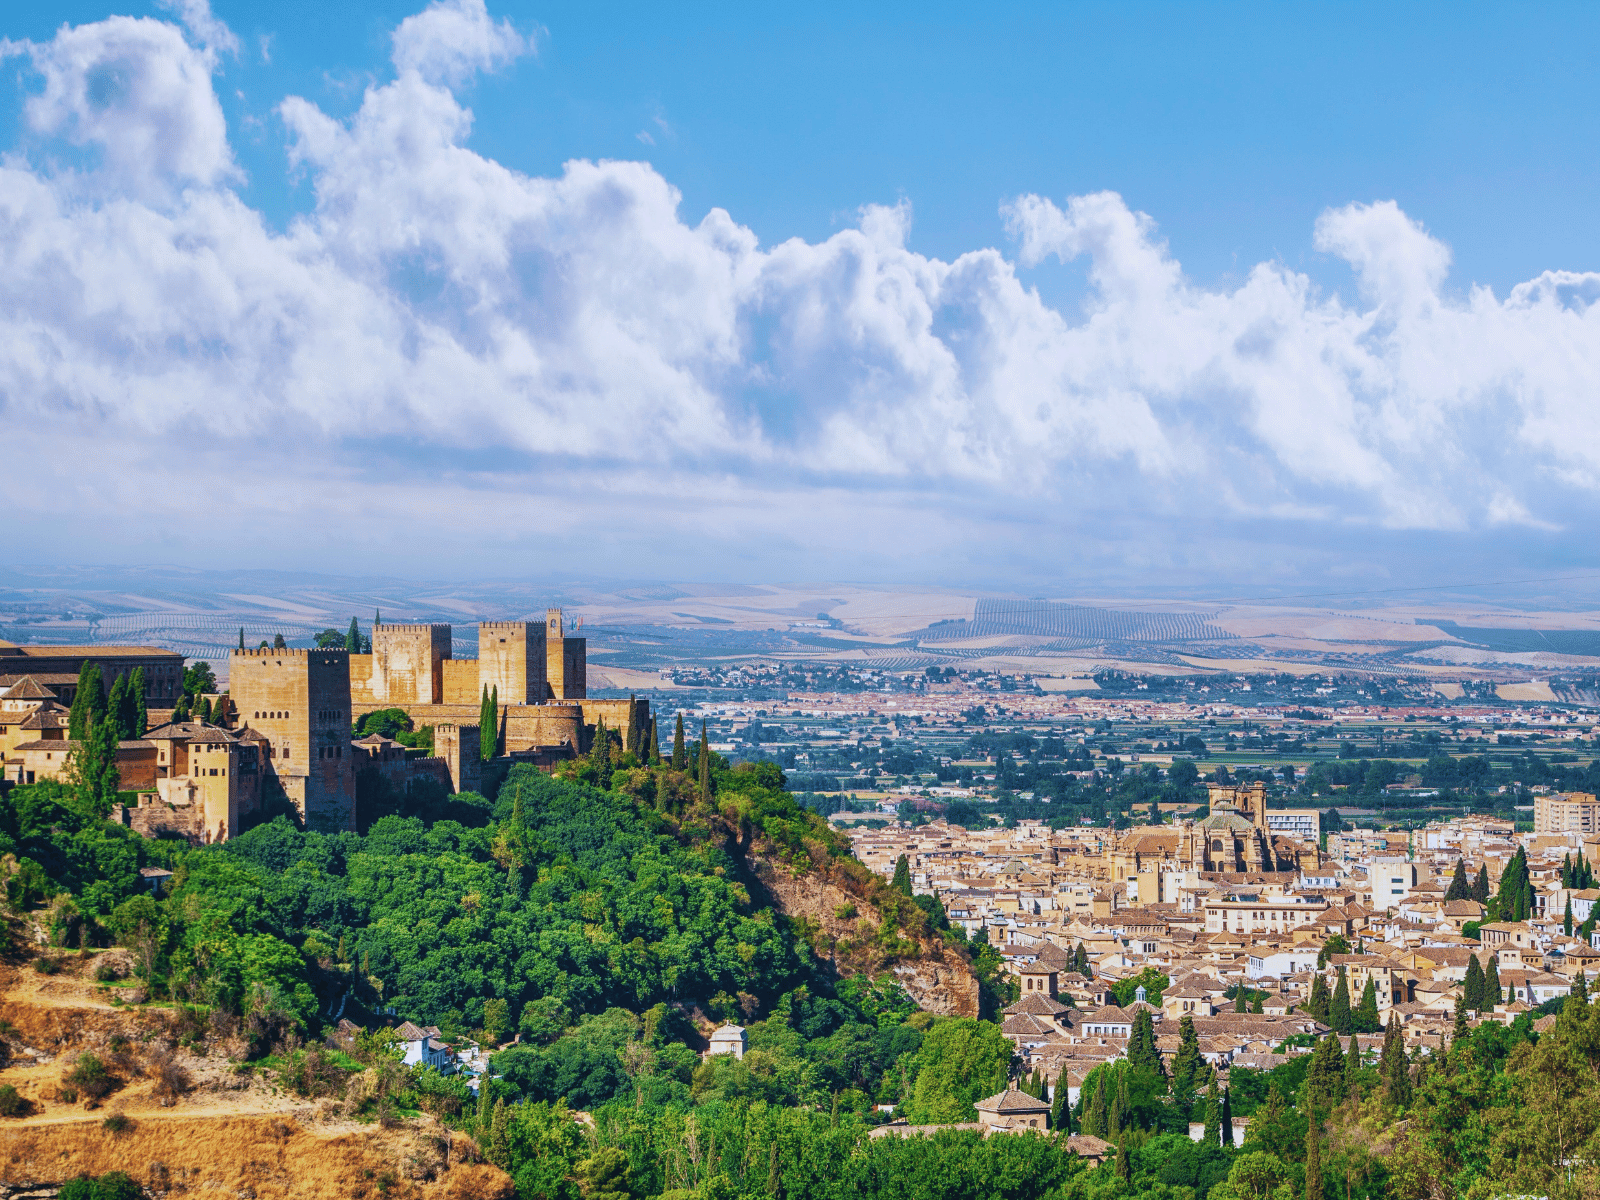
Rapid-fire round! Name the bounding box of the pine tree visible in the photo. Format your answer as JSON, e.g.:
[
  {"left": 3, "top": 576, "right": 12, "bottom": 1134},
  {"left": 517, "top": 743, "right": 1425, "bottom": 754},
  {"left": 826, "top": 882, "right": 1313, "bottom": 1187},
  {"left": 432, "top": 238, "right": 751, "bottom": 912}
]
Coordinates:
[
  {"left": 1305, "top": 1122, "right": 1324, "bottom": 1200},
  {"left": 1331, "top": 967, "right": 1352, "bottom": 1033},
  {"left": 1484, "top": 954, "right": 1501, "bottom": 1008},
  {"left": 106, "top": 673, "right": 129, "bottom": 741},
  {"left": 891, "top": 855, "right": 913, "bottom": 896},
  {"left": 129, "top": 667, "right": 147, "bottom": 738},
  {"left": 1445, "top": 858, "right": 1469, "bottom": 901},
  {"left": 1202, "top": 1076, "right": 1220, "bottom": 1144},
  {"left": 346, "top": 617, "right": 361, "bottom": 653},
  {"left": 1083, "top": 1069, "right": 1108, "bottom": 1138},
  {"left": 1308, "top": 972, "right": 1331, "bottom": 1021},
  {"left": 1464, "top": 954, "right": 1484, "bottom": 1012},
  {"left": 1566, "top": 895, "right": 1575, "bottom": 937},
  {"left": 1356, "top": 979, "right": 1379, "bottom": 1032},
  {"left": 1473, "top": 863, "right": 1490, "bottom": 904},
  {"left": 672, "top": 713, "right": 686, "bottom": 771}
]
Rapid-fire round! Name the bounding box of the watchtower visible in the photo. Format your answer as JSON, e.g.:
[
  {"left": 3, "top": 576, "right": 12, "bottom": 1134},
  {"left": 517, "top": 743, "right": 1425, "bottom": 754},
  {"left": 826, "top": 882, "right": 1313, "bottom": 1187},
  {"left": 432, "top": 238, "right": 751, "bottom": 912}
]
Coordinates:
[
  {"left": 544, "top": 608, "right": 586, "bottom": 700},
  {"left": 229, "top": 647, "right": 356, "bottom": 831},
  {"left": 477, "top": 621, "right": 547, "bottom": 705},
  {"left": 371, "top": 623, "right": 452, "bottom": 705}
]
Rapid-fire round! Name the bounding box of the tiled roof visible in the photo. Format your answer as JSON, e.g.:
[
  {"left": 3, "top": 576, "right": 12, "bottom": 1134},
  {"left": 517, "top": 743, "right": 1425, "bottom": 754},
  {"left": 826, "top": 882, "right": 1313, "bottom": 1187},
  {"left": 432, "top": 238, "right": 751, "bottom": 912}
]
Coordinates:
[{"left": 975, "top": 1087, "right": 1050, "bottom": 1114}]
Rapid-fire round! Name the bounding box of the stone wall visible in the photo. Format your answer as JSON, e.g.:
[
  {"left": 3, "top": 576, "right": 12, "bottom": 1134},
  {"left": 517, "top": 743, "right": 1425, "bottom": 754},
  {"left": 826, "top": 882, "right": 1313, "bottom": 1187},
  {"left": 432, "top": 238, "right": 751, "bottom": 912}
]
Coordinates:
[{"left": 230, "top": 649, "right": 356, "bottom": 832}]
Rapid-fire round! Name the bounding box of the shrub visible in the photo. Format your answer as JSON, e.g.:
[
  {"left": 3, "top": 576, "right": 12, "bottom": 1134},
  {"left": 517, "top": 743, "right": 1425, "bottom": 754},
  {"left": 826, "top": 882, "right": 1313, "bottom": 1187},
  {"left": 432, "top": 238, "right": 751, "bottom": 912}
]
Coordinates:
[
  {"left": 32, "top": 956, "right": 58, "bottom": 975},
  {"left": 59, "top": 1173, "right": 142, "bottom": 1200},
  {"left": 62, "top": 1052, "right": 116, "bottom": 1102},
  {"left": 95, "top": 962, "right": 121, "bottom": 983},
  {"left": 0, "top": 1084, "right": 29, "bottom": 1117},
  {"left": 102, "top": 1112, "right": 133, "bottom": 1135},
  {"left": 148, "top": 1050, "right": 192, "bottom": 1103}
]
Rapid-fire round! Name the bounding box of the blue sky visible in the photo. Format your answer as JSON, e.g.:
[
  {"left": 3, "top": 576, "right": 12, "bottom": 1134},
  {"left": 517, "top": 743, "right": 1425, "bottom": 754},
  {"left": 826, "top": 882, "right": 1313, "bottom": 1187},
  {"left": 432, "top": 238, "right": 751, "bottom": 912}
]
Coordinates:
[{"left": 2, "top": 0, "right": 1600, "bottom": 593}]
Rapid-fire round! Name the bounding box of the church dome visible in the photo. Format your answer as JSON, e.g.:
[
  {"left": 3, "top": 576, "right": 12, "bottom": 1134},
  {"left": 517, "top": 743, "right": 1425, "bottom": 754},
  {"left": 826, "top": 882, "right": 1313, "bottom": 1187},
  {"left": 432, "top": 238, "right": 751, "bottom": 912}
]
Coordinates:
[{"left": 1199, "top": 802, "right": 1255, "bottom": 834}]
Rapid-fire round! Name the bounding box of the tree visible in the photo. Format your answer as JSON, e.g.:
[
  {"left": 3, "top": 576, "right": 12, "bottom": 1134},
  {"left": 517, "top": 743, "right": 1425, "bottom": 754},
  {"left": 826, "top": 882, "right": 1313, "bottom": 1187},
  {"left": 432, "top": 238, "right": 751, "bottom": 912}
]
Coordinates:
[
  {"left": 1345, "top": 1034, "right": 1361, "bottom": 1096},
  {"left": 239, "top": 627, "right": 245, "bottom": 651},
  {"left": 672, "top": 713, "right": 686, "bottom": 771},
  {"left": 1484, "top": 952, "right": 1501, "bottom": 1007},
  {"left": 576, "top": 1147, "right": 631, "bottom": 1200},
  {"left": 1307, "top": 973, "right": 1330, "bottom": 1021},
  {"left": 126, "top": 668, "right": 146, "bottom": 739},
  {"left": 479, "top": 686, "right": 496, "bottom": 763},
  {"left": 68, "top": 663, "right": 104, "bottom": 741},
  {"left": 346, "top": 617, "right": 361, "bottom": 653},
  {"left": 590, "top": 717, "right": 612, "bottom": 788},
  {"left": 1445, "top": 859, "right": 1470, "bottom": 901},
  {"left": 902, "top": 1017, "right": 1014, "bottom": 1123},
  {"left": 647, "top": 717, "right": 660, "bottom": 766},
  {"left": 891, "top": 855, "right": 913, "bottom": 896},
  {"left": 312, "top": 628, "right": 345, "bottom": 648},
  {"left": 1220, "top": 1087, "right": 1234, "bottom": 1148},
  {"left": 1305, "top": 1121, "right": 1324, "bottom": 1200},
  {"left": 272, "top": 633, "right": 287, "bottom": 650},
  {"left": 1380, "top": 1012, "right": 1410, "bottom": 1107},
  {"left": 1464, "top": 954, "right": 1484, "bottom": 1012},
  {"left": 1330, "top": 967, "right": 1351, "bottom": 1034},
  {"left": 1301, "top": 1034, "right": 1345, "bottom": 1115},
  {"left": 108, "top": 894, "right": 164, "bottom": 982},
  {"left": 69, "top": 713, "right": 121, "bottom": 816},
  {"left": 1473, "top": 863, "right": 1490, "bottom": 904},
  {"left": 1356, "top": 979, "right": 1379, "bottom": 1032},
  {"left": 1452, "top": 992, "right": 1469, "bottom": 1043},
  {"left": 482, "top": 997, "right": 509, "bottom": 1045},
  {"left": 1082, "top": 1067, "right": 1108, "bottom": 1137},
  {"left": 697, "top": 722, "right": 711, "bottom": 800},
  {"left": 1128, "top": 1008, "right": 1165, "bottom": 1082},
  {"left": 1235, "top": 988, "right": 1247, "bottom": 1013},
  {"left": 1050, "top": 1078, "right": 1068, "bottom": 1131},
  {"left": 1566, "top": 895, "right": 1575, "bottom": 937},
  {"left": 1115, "top": 1136, "right": 1131, "bottom": 1182},
  {"left": 106, "top": 673, "right": 129, "bottom": 741},
  {"left": 1203, "top": 1075, "right": 1221, "bottom": 1145}
]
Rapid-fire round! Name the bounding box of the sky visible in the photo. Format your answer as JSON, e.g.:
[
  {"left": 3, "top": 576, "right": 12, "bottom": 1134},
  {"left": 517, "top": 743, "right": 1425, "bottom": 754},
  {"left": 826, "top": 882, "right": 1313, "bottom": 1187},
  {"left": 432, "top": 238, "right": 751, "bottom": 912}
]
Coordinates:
[{"left": 3, "top": 0, "right": 1600, "bottom": 597}]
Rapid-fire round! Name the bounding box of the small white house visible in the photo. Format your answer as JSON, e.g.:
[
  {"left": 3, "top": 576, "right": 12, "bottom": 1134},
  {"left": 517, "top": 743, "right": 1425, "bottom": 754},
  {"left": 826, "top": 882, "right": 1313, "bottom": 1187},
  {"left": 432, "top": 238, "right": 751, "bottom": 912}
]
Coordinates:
[
  {"left": 395, "top": 1021, "right": 453, "bottom": 1071},
  {"left": 708, "top": 1023, "right": 747, "bottom": 1060}
]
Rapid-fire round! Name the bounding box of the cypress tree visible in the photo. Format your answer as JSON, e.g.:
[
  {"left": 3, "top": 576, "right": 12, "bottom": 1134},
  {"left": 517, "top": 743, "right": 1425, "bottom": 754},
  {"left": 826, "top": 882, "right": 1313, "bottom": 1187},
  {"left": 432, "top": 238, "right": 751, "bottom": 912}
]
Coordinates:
[
  {"left": 106, "top": 673, "right": 129, "bottom": 741},
  {"left": 672, "top": 714, "right": 686, "bottom": 771},
  {"left": 1345, "top": 1033, "right": 1361, "bottom": 1094},
  {"left": 1115, "top": 1136, "right": 1131, "bottom": 1181},
  {"left": 479, "top": 686, "right": 492, "bottom": 762},
  {"left": 1050, "top": 1079, "right": 1068, "bottom": 1131},
  {"left": 491, "top": 685, "right": 500, "bottom": 753},
  {"left": 1563, "top": 853, "right": 1574, "bottom": 890},
  {"left": 1252, "top": 995, "right": 1263, "bottom": 1014},
  {"left": 1445, "top": 859, "right": 1469, "bottom": 901},
  {"left": 591, "top": 716, "right": 611, "bottom": 786},
  {"left": 1484, "top": 953, "right": 1501, "bottom": 1007},
  {"left": 648, "top": 717, "right": 661, "bottom": 765},
  {"left": 1356, "top": 979, "right": 1379, "bottom": 1032},
  {"left": 698, "top": 722, "right": 711, "bottom": 800},
  {"left": 1083, "top": 1069, "right": 1108, "bottom": 1138},
  {"left": 68, "top": 663, "right": 102, "bottom": 740},
  {"left": 129, "top": 667, "right": 146, "bottom": 738},
  {"left": 197, "top": 696, "right": 213, "bottom": 724},
  {"left": 375, "top": 608, "right": 381, "bottom": 628},
  {"left": 1305, "top": 1122, "right": 1324, "bottom": 1200},
  {"left": 1219, "top": 1088, "right": 1233, "bottom": 1147},
  {"left": 1473, "top": 864, "right": 1490, "bottom": 904},
  {"left": 346, "top": 617, "right": 361, "bottom": 653},
  {"left": 891, "top": 855, "right": 913, "bottom": 895},
  {"left": 1308, "top": 973, "right": 1330, "bottom": 1021},
  {"left": 1566, "top": 895, "right": 1575, "bottom": 937},
  {"left": 1171, "top": 1013, "right": 1202, "bottom": 1098},
  {"left": 1380, "top": 1012, "right": 1410, "bottom": 1107},
  {"left": 1463, "top": 954, "right": 1484, "bottom": 1011},
  {"left": 1303, "top": 1033, "right": 1345, "bottom": 1113},
  {"left": 1235, "top": 989, "right": 1247, "bottom": 1013},
  {"left": 1202, "top": 1076, "right": 1220, "bottom": 1145},
  {"left": 238, "top": 627, "right": 245, "bottom": 651},
  {"left": 1112, "top": 1067, "right": 1129, "bottom": 1136},
  {"left": 1452, "top": 992, "right": 1469, "bottom": 1042},
  {"left": 1330, "top": 967, "right": 1352, "bottom": 1033},
  {"left": 1575, "top": 968, "right": 1590, "bottom": 1005}
]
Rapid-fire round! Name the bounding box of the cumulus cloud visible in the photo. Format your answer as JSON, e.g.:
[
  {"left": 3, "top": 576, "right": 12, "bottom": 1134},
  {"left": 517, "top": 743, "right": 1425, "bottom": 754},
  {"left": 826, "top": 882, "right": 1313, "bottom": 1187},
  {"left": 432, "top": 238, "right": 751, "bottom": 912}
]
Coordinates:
[
  {"left": 0, "top": 3, "right": 1598, "bottom": 582},
  {"left": 391, "top": 0, "right": 530, "bottom": 86}
]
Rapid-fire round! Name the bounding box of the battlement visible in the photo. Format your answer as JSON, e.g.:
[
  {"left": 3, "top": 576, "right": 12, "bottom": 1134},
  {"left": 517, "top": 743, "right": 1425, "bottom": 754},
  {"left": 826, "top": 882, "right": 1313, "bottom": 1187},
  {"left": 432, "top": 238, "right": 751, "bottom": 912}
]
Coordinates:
[
  {"left": 374, "top": 623, "right": 453, "bottom": 635},
  {"left": 231, "top": 649, "right": 349, "bottom": 661},
  {"left": 480, "top": 621, "right": 542, "bottom": 632}
]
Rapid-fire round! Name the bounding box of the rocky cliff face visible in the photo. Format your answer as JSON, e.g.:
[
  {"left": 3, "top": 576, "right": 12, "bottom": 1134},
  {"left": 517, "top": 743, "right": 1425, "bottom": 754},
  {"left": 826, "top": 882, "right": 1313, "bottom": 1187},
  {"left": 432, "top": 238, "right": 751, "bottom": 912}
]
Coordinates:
[{"left": 743, "top": 855, "right": 980, "bottom": 1017}]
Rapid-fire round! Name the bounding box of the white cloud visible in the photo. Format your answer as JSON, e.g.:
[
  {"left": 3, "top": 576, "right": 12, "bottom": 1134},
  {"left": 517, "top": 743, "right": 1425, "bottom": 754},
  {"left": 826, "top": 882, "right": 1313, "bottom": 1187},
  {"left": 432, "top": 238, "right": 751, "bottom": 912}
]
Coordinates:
[
  {"left": 1, "top": 3, "right": 1599, "bottom": 582},
  {"left": 391, "top": 0, "right": 529, "bottom": 86},
  {"left": 157, "top": 0, "right": 240, "bottom": 56}
]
